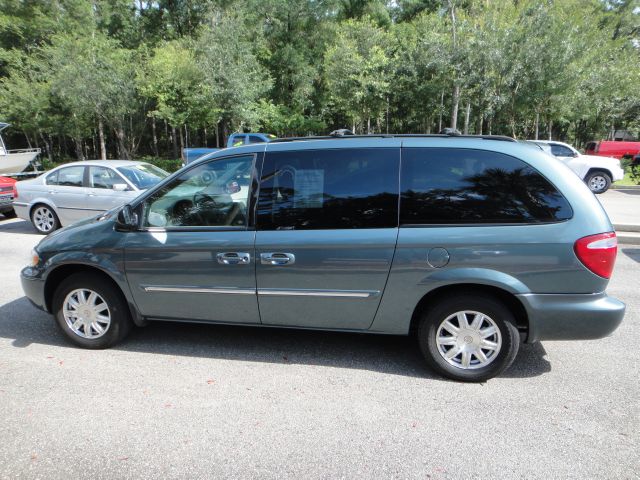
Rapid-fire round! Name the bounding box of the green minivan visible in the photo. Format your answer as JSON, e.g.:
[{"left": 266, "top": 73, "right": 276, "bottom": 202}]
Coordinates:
[{"left": 21, "top": 134, "right": 625, "bottom": 381}]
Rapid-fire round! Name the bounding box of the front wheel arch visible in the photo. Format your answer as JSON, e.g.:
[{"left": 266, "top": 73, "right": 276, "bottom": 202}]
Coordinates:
[{"left": 44, "top": 264, "right": 144, "bottom": 327}]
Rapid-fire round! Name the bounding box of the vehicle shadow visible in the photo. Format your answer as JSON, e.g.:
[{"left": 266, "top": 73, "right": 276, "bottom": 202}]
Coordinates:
[
  {"left": 0, "top": 297, "right": 551, "bottom": 380},
  {"left": 621, "top": 248, "right": 640, "bottom": 263},
  {"left": 0, "top": 218, "right": 37, "bottom": 234}
]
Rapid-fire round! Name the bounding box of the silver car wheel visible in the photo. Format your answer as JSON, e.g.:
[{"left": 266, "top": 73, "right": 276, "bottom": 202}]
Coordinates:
[
  {"left": 33, "top": 206, "right": 56, "bottom": 232},
  {"left": 588, "top": 175, "right": 607, "bottom": 192},
  {"left": 63, "top": 289, "right": 111, "bottom": 339},
  {"left": 436, "top": 310, "right": 502, "bottom": 370}
]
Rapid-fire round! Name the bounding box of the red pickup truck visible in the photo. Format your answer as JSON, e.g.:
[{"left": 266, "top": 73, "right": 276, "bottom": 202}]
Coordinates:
[
  {"left": 585, "top": 140, "right": 640, "bottom": 160},
  {"left": 0, "top": 175, "right": 17, "bottom": 218}
]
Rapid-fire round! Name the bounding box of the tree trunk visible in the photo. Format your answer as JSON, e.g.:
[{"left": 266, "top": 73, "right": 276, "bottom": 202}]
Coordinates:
[
  {"left": 438, "top": 90, "right": 444, "bottom": 131},
  {"left": 215, "top": 123, "right": 220, "bottom": 148},
  {"left": 367, "top": 117, "right": 371, "bottom": 134},
  {"left": 463, "top": 102, "right": 471, "bottom": 134},
  {"left": 451, "top": 84, "right": 460, "bottom": 130},
  {"left": 151, "top": 118, "right": 159, "bottom": 157},
  {"left": 98, "top": 117, "right": 107, "bottom": 160},
  {"left": 38, "top": 131, "right": 53, "bottom": 163},
  {"left": 74, "top": 138, "right": 84, "bottom": 161},
  {"left": 115, "top": 126, "right": 129, "bottom": 159},
  {"left": 203, "top": 127, "right": 208, "bottom": 148},
  {"left": 548, "top": 118, "right": 553, "bottom": 140},
  {"left": 487, "top": 116, "right": 492, "bottom": 135},
  {"left": 386, "top": 97, "right": 389, "bottom": 134},
  {"left": 179, "top": 126, "right": 185, "bottom": 162},
  {"left": 534, "top": 112, "right": 539, "bottom": 140},
  {"left": 171, "top": 126, "right": 178, "bottom": 159},
  {"left": 477, "top": 108, "right": 483, "bottom": 135},
  {"left": 426, "top": 115, "right": 432, "bottom": 134}
]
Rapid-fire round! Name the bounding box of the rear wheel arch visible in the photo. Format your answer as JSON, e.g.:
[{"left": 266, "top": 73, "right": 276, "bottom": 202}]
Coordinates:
[
  {"left": 409, "top": 284, "right": 529, "bottom": 341},
  {"left": 44, "top": 264, "right": 143, "bottom": 326}
]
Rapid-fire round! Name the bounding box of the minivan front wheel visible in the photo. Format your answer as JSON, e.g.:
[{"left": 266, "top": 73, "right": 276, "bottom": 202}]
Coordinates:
[
  {"left": 52, "top": 273, "right": 132, "bottom": 349},
  {"left": 585, "top": 171, "right": 611, "bottom": 194},
  {"left": 418, "top": 295, "right": 520, "bottom": 382}
]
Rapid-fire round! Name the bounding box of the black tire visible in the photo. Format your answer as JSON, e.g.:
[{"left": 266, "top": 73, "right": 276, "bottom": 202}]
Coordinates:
[
  {"left": 417, "top": 294, "right": 520, "bottom": 382},
  {"left": 52, "top": 273, "right": 133, "bottom": 349},
  {"left": 585, "top": 170, "right": 611, "bottom": 194},
  {"left": 2, "top": 208, "right": 17, "bottom": 218},
  {"left": 30, "top": 203, "right": 60, "bottom": 234}
]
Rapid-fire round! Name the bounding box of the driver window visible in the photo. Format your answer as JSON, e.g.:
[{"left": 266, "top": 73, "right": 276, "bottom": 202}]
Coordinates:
[{"left": 142, "top": 155, "right": 254, "bottom": 228}]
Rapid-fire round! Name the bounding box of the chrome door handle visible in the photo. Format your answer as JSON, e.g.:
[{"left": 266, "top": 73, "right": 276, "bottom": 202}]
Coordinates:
[
  {"left": 216, "top": 252, "right": 251, "bottom": 265},
  {"left": 260, "top": 253, "right": 295, "bottom": 265}
]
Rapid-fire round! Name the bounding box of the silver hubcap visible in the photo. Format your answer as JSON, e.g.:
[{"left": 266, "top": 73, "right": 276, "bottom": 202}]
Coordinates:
[
  {"left": 33, "top": 207, "right": 55, "bottom": 232},
  {"left": 63, "top": 289, "right": 111, "bottom": 339},
  {"left": 436, "top": 310, "right": 502, "bottom": 370},
  {"left": 589, "top": 176, "right": 606, "bottom": 192}
]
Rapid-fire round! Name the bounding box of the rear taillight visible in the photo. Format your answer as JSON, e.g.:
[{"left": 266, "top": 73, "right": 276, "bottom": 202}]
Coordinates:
[
  {"left": 12, "top": 185, "right": 17, "bottom": 199},
  {"left": 574, "top": 232, "right": 617, "bottom": 279}
]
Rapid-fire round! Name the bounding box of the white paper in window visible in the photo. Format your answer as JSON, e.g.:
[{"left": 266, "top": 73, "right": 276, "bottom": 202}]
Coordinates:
[{"left": 294, "top": 169, "right": 324, "bottom": 208}]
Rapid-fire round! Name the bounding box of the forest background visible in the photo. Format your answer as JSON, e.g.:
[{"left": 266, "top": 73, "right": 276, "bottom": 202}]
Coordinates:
[{"left": 0, "top": 0, "right": 638, "bottom": 170}]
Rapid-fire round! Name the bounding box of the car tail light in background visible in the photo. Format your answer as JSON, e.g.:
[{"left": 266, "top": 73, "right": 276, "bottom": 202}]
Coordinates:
[
  {"left": 574, "top": 232, "right": 617, "bottom": 279},
  {"left": 12, "top": 185, "right": 17, "bottom": 199}
]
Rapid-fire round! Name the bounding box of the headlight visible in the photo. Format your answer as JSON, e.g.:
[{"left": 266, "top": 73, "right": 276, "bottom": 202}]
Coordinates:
[{"left": 28, "top": 249, "right": 40, "bottom": 267}]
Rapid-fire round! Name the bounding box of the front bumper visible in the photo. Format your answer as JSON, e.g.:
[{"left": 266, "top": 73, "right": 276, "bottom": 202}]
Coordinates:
[
  {"left": 518, "top": 292, "right": 625, "bottom": 343},
  {"left": 21, "top": 266, "right": 48, "bottom": 312},
  {"left": 611, "top": 165, "right": 625, "bottom": 182}
]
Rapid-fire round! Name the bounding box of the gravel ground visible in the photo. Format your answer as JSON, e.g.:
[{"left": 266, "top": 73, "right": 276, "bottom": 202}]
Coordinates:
[{"left": 0, "top": 217, "right": 638, "bottom": 479}]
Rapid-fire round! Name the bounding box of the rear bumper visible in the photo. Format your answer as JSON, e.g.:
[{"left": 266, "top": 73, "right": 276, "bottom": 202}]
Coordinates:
[
  {"left": 12, "top": 202, "right": 30, "bottom": 221},
  {"left": 518, "top": 292, "right": 625, "bottom": 343}
]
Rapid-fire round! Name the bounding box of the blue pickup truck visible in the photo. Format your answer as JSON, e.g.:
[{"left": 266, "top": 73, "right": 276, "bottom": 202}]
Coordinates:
[{"left": 183, "top": 133, "right": 277, "bottom": 164}]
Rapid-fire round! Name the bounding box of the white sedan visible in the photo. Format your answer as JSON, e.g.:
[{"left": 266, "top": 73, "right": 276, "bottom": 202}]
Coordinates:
[
  {"left": 13, "top": 160, "right": 169, "bottom": 234},
  {"left": 528, "top": 140, "right": 624, "bottom": 193}
]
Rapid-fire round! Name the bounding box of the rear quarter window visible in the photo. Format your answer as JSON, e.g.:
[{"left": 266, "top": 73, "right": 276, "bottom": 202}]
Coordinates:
[{"left": 400, "top": 148, "right": 572, "bottom": 225}]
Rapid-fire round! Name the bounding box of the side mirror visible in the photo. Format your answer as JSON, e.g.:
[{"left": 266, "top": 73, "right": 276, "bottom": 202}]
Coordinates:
[
  {"left": 116, "top": 204, "right": 138, "bottom": 230},
  {"left": 113, "top": 183, "right": 129, "bottom": 192}
]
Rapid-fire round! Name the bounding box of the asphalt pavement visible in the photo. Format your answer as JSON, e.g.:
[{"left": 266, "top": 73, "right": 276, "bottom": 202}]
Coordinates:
[{"left": 0, "top": 208, "right": 638, "bottom": 479}]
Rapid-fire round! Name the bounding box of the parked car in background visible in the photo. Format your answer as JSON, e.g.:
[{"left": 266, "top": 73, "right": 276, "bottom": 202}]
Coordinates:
[
  {"left": 528, "top": 140, "right": 624, "bottom": 193},
  {"left": 183, "top": 132, "right": 276, "bottom": 164},
  {"left": 21, "top": 134, "right": 624, "bottom": 382},
  {"left": 0, "top": 175, "right": 17, "bottom": 218},
  {"left": 585, "top": 140, "right": 640, "bottom": 160},
  {"left": 13, "top": 160, "right": 169, "bottom": 234}
]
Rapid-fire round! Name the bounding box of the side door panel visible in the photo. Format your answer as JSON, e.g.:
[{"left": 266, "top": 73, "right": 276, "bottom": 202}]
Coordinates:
[
  {"left": 124, "top": 153, "right": 261, "bottom": 323},
  {"left": 255, "top": 146, "right": 400, "bottom": 330}
]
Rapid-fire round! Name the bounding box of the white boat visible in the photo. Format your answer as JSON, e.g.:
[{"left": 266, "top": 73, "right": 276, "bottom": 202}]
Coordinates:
[{"left": 0, "top": 122, "right": 41, "bottom": 175}]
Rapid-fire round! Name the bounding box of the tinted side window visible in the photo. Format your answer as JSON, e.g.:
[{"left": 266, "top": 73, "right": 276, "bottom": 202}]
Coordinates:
[
  {"left": 257, "top": 148, "right": 399, "bottom": 230},
  {"left": 142, "top": 155, "right": 254, "bottom": 228},
  {"left": 550, "top": 144, "right": 574, "bottom": 157},
  {"left": 248, "top": 135, "right": 264, "bottom": 144},
  {"left": 89, "top": 166, "right": 122, "bottom": 189},
  {"left": 400, "top": 148, "right": 572, "bottom": 225},
  {"left": 54, "top": 166, "right": 85, "bottom": 187},
  {"left": 45, "top": 171, "right": 59, "bottom": 186}
]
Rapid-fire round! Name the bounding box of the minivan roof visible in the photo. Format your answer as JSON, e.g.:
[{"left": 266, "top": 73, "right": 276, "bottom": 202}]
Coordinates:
[{"left": 270, "top": 133, "right": 516, "bottom": 144}]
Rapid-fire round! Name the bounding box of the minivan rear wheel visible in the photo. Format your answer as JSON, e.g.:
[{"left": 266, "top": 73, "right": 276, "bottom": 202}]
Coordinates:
[
  {"left": 418, "top": 294, "right": 520, "bottom": 382},
  {"left": 52, "top": 273, "right": 132, "bottom": 349}
]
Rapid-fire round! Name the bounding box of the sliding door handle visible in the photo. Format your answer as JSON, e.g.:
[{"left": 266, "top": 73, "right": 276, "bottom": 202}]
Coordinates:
[
  {"left": 260, "top": 253, "right": 295, "bottom": 266},
  {"left": 216, "top": 252, "right": 251, "bottom": 265}
]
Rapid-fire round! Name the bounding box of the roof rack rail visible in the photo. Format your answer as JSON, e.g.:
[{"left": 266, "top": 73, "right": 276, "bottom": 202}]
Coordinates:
[{"left": 269, "top": 134, "right": 516, "bottom": 143}]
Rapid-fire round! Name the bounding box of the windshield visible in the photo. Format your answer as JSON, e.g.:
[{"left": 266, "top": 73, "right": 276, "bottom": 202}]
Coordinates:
[{"left": 117, "top": 164, "right": 169, "bottom": 190}]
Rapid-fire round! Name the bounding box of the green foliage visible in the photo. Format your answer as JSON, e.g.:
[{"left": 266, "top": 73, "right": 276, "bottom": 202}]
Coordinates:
[{"left": 0, "top": 0, "right": 639, "bottom": 163}]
